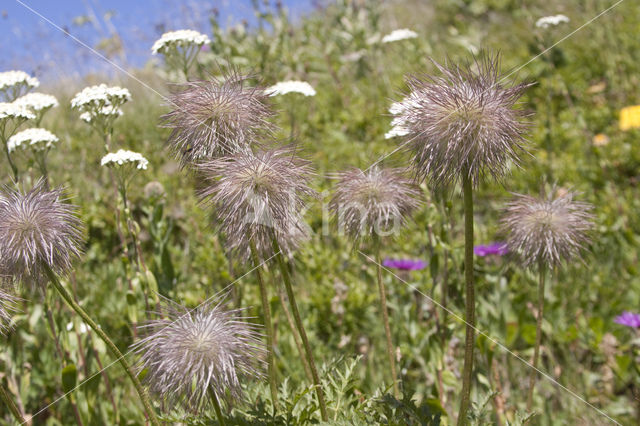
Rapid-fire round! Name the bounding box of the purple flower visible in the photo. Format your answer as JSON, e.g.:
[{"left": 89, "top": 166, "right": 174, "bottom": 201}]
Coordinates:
[
  {"left": 382, "top": 258, "right": 427, "bottom": 271},
  {"left": 614, "top": 311, "right": 640, "bottom": 328},
  {"left": 474, "top": 242, "right": 508, "bottom": 257}
]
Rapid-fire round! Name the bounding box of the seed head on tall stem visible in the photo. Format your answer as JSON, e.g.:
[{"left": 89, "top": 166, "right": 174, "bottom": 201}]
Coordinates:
[
  {"left": 0, "top": 181, "right": 161, "bottom": 425},
  {"left": 330, "top": 166, "right": 421, "bottom": 398},
  {"left": 161, "top": 70, "right": 275, "bottom": 165},
  {"left": 393, "top": 53, "right": 532, "bottom": 425},
  {"left": 501, "top": 188, "right": 593, "bottom": 411}
]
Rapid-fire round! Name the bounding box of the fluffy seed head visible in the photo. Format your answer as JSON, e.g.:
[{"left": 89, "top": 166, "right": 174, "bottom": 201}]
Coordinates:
[
  {"left": 0, "top": 182, "right": 84, "bottom": 289},
  {"left": 501, "top": 189, "right": 594, "bottom": 269},
  {"left": 330, "top": 167, "right": 421, "bottom": 241},
  {"left": 131, "top": 295, "right": 264, "bottom": 411},
  {"left": 161, "top": 71, "right": 275, "bottom": 165},
  {"left": 393, "top": 54, "right": 531, "bottom": 188},
  {"left": 197, "top": 146, "right": 316, "bottom": 260},
  {"left": 0, "top": 289, "right": 20, "bottom": 334}
]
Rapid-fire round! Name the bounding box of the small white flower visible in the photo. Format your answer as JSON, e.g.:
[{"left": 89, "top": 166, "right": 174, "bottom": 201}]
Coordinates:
[
  {"left": 381, "top": 29, "right": 418, "bottom": 43},
  {"left": 0, "top": 71, "right": 39, "bottom": 91},
  {"left": 79, "top": 106, "right": 123, "bottom": 123},
  {"left": 66, "top": 321, "right": 88, "bottom": 334},
  {"left": 151, "top": 29, "right": 210, "bottom": 54},
  {"left": 14, "top": 92, "right": 59, "bottom": 111},
  {"left": 0, "top": 102, "right": 35, "bottom": 120},
  {"left": 385, "top": 125, "right": 410, "bottom": 139},
  {"left": 71, "top": 84, "right": 131, "bottom": 110},
  {"left": 101, "top": 149, "right": 149, "bottom": 170},
  {"left": 266, "top": 80, "right": 316, "bottom": 97},
  {"left": 535, "top": 14, "right": 570, "bottom": 29},
  {"left": 8, "top": 128, "right": 58, "bottom": 152}
]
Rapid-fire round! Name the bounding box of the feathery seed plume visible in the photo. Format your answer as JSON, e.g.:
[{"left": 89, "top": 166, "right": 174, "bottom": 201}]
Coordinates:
[
  {"left": 131, "top": 295, "right": 264, "bottom": 411},
  {"left": 330, "top": 167, "right": 421, "bottom": 241},
  {"left": 0, "top": 182, "right": 84, "bottom": 289},
  {"left": 197, "top": 146, "right": 316, "bottom": 259},
  {"left": 161, "top": 71, "right": 275, "bottom": 165},
  {"left": 501, "top": 189, "right": 594, "bottom": 268},
  {"left": 392, "top": 54, "right": 531, "bottom": 188}
]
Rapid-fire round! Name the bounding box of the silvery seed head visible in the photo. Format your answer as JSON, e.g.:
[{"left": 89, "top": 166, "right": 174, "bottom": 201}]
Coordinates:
[
  {"left": 501, "top": 189, "right": 594, "bottom": 269},
  {"left": 393, "top": 54, "right": 532, "bottom": 188},
  {"left": 0, "top": 181, "right": 84, "bottom": 289},
  {"left": 0, "top": 288, "right": 20, "bottom": 334},
  {"left": 330, "top": 167, "right": 421, "bottom": 242},
  {"left": 161, "top": 70, "right": 275, "bottom": 165},
  {"left": 131, "top": 295, "right": 264, "bottom": 411},
  {"left": 198, "top": 146, "right": 316, "bottom": 260}
]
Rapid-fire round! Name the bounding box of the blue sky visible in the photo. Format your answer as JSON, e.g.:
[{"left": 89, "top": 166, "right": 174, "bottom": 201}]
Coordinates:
[{"left": 0, "top": 0, "right": 313, "bottom": 82}]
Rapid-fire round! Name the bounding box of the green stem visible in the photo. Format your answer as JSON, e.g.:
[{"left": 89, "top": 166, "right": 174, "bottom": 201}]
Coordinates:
[
  {"left": 373, "top": 237, "right": 400, "bottom": 398},
  {"left": 526, "top": 263, "right": 547, "bottom": 411},
  {"left": 249, "top": 241, "right": 279, "bottom": 410},
  {"left": 277, "top": 282, "right": 314, "bottom": 383},
  {"left": 44, "top": 265, "right": 160, "bottom": 426},
  {"left": 272, "top": 239, "right": 328, "bottom": 421},
  {"left": 208, "top": 387, "right": 227, "bottom": 426},
  {"left": 457, "top": 174, "right": 475, "bottom": 426},
  {"left": 0, "top": 382, "right": 26, "bottom": 424},
  {"left": 1, "top": 136, "right": 19, "bottom": 183}
]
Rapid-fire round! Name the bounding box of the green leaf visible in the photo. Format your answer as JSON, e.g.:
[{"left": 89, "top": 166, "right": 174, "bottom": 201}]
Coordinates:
[{"left": 61, "top": 364, "right": 78, "bottom": 393}]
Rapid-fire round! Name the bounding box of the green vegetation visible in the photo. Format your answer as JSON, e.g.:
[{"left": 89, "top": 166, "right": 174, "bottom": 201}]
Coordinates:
[{"left": 2, "top": 0, "right": 640, "bottom": 424}]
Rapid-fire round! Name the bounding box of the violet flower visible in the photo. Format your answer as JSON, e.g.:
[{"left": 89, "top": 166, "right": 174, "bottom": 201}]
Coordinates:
[
  {"left": 382, "top": 258, "right": 427, "bottom": 271},
  {"left": 614, "top": 311, "right": 640, "bottom": 328},
  {"left": 474, "top": 242, "right": 508, "bottom": 257}
]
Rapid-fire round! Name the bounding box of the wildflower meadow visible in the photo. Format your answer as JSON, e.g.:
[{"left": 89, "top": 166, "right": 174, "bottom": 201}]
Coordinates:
[{"left": 1, "top": 0, "right": 640, "bottom": 425}]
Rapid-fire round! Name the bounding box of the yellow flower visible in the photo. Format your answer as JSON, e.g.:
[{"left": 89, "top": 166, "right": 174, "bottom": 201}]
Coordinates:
[
  {"left": 619, "top": 105, "right": 640, "bottom": 130},
  {"left": 592, "top": 133, "right": 609, "bottom": 147}
]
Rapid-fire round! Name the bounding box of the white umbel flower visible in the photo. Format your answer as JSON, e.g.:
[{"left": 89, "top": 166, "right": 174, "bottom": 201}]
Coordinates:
[
  {"left": 385, "top": 124, "right": 410, "bottom": 139},
  {"left": 8, "top": 128, "right": 58, "bottom": 152},
  {"left": 381, "top": 29, "right": 418, "bottom": 43},
  {"left": 14, "top": 92, "right": 59, "bottom": 111},
  {"left": 266, "top": 80, "right": 316, "bottom": 97},
  {"left": 0, "top": 102, "right": 35, "bottom": 120},
  {"left": 151, "top": 29, "right": 210, "bottom": 54},
  {"left": 0, "top": 71, "right": 39, "bottom": 91},
  {"left": 71, "top": 84, "right": 131, "bottom": 110},
  {"left": 535, "top": 15, "right": 570, "bottom": 29},
  {"left": 80, "top": 106, "right": 123, "bottom": 123},
  {"left": 101, "top": 149, "right": 149, "bottom": 170}
]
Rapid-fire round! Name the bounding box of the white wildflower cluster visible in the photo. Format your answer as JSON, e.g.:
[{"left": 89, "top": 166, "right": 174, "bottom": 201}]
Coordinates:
[
  {"left": 381, "top": 29, "right": 418, "bottom": 44},
  {"left": 0, "top": 102, "right": 35, "bottom": 121},
  {"left": 80, "top": 106, "right": 123, "bottom": 123},
  {"left": 384, "top": 97, "right": 419, "bottom": 139},
  {"left": 151, "top": 30, "right": 210, "bottom": 54},
  {"left": 0, "top": 70, "right": 39, "bottom": 91},
  {"left": 14, "top": 92, "right": 59, "bottom": 111},
  {"left": 266, "top": 80, "right": 316, "bottom": 97},
  {"left": 7, "top": 128, "right": 58, "bottom": 152},
  {"left": 71, "top": 84, "right": 131, "bottom": 110},
  {"left": 535, "top": 15, "right": 570, "bottom": 29},
  {"left": 101, "top": 149, "right": 149, "bottom": 170}
]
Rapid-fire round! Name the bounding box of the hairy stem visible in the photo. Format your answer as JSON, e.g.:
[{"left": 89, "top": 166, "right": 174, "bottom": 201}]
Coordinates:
[
  {"left": 277, "top": 282, "right": 313, "bottom": 383},
  {"left": 208, "top": 387, "right": 227, "bottom": 426},
  {"left": 0, "top": 382, "right": 26, "bottom": 424},
  {"left": 272, "top": 239, "right": 328, "bottom": 421},
  {"left": 250, "top": 241, "right": 278, "bottom": 410},
  {"left": 44, "top": 266, "right": 160, "bottom": 426},
  {"left": 527, "top": 263, "right": 547, "bottom": 411},
  {"left": 373, "top": 236, "right": 400, "bottom": 398},
  {"left": 457, "top": 174, "right": 475, "bottom": 426}
]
